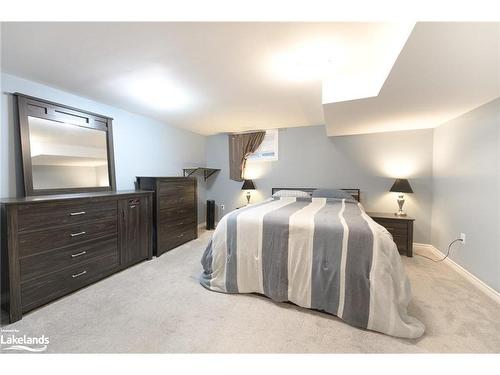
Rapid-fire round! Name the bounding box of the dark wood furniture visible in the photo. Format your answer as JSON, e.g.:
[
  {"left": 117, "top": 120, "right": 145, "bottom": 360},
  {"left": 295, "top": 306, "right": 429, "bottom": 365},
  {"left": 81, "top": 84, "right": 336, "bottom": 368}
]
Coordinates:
[
  {"left": 1, "top": 190, "right": 153, "bottom": 323},
  {"left": 136, "top": 177, "right": 197, "bottom": 257},
  {"left": 15, "top": 93, "right": 116, "bottom": 196},
  {"left": 367, "top": 212, "right": 414, "bottom": 257}
]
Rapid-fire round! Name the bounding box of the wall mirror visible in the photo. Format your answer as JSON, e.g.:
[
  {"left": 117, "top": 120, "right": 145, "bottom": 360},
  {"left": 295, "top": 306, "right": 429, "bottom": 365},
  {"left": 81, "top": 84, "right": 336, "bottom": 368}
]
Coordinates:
[{"left": 16, "top": 94, "right": 116, "bottom": 196}]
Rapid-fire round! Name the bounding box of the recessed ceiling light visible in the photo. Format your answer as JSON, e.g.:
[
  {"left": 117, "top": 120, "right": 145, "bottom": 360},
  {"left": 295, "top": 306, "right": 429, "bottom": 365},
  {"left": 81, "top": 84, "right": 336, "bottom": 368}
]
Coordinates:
[{"left": 113, "top": 67, "right": 193, "bottom": 111}]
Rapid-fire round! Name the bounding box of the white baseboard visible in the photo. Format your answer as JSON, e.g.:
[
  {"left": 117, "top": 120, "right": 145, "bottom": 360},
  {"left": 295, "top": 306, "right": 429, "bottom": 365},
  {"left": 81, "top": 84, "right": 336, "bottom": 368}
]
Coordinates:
[
  {"left": 198, "top": 222, "right": 207, "bottom": 232},
  {"left": 413, "top": 242, "right": 500, "bottom": 304}
]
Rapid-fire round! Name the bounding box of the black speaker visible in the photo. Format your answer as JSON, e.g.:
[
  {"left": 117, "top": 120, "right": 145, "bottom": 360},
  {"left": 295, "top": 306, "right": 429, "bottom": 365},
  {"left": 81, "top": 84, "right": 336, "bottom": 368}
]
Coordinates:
[{"left": 206, "top": 200, "right": 215, "bottom": 230}]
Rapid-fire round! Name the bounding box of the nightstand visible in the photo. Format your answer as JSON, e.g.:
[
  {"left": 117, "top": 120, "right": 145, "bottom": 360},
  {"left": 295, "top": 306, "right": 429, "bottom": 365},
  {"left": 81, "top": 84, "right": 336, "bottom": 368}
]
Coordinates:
[{"left": 367, "top": 212, "right": 414, "bottom": 257}]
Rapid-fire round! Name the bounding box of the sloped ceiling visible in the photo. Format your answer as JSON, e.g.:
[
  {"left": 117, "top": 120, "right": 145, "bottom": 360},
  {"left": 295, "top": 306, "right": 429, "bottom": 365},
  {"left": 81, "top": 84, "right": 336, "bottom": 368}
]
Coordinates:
[
  {"left": 1, "top": 22, "right": 498, "bottom": 137},
  {"left": 1, "top": 22, "right": 411, "bottom": 135},
  {"left": 324, "top": 22, "right": 500, "bottom": 136}
]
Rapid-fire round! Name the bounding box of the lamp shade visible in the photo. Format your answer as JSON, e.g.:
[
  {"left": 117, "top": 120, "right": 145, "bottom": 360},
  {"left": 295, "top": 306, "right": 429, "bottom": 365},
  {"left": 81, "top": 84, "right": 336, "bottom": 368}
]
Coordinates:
[
  {"left": 389, "top": 178, "right": 413, "bottom": 193},
  {"left": 241, "top": 179, "right": 255, "bottom": 190}
]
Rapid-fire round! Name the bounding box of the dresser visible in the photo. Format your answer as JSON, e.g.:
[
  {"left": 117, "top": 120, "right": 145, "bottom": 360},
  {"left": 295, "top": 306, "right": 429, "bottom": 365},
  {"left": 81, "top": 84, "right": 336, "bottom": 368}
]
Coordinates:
[
  {"left": 136, "top": 177, "right": 197, "bottom": 257},
  {"left": 1, "top": 191, "right": 152, "bottom": 323},
  {"left": 367, "top": 212, "right": 414, "bottom": 257}
]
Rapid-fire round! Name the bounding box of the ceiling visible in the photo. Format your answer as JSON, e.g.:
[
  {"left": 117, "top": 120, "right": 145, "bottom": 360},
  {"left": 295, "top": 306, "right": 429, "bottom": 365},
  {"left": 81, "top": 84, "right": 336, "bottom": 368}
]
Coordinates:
[
  {"left": 2, "top": 22, "right": 412, "bottom": 135},
  {"left": 324, "top": 22, "right": 500, "bottom": 136},
  {"left": 1, "top": 22, "right": 498, "bottom": 137}
]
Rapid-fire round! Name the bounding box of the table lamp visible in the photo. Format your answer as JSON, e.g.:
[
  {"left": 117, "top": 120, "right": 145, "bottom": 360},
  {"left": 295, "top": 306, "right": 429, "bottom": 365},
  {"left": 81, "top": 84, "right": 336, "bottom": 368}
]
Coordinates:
[
  {"left": 241, "top": 179, "right": 256, "bottom": 204},
  {"left": 390, "top": 178, "right": 413, "bottom": 216}
]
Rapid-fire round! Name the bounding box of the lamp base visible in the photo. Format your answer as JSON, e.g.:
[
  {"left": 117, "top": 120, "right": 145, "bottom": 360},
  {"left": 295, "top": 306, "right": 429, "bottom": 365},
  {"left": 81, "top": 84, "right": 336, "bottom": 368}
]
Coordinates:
[
  {"left": 394, "top": 194, "right": 406, "bottom": 216},
  {"left": 246, "top": 191, "right": 251, "bottom": 204}
]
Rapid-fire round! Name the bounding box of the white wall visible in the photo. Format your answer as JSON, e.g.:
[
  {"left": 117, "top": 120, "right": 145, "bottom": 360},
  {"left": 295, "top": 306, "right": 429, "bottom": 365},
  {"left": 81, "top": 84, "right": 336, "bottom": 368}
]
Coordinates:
[
  {"left": 205, "top": 125, "right": 434, "bottom": 243},
  {"left": 0, "top": 73, "right": 207, "bottom": 223},
  {"left": 432, "top": 99, "right": 500, "bottom": 292}
]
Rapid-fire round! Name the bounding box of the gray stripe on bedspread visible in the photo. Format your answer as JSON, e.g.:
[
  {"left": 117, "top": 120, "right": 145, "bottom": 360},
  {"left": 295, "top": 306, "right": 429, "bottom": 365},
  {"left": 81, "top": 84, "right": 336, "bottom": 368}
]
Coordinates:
[
  {"left": 262, "top": 201, "right": 310, "bottom": 301},
  {"left": 225, "top": 201, "right": 270, "bottom": 293},
  {"left": 342, "top": 202, "right": 373, "bottom": 328},
  {"left": 200, "top": 239, "right": 213, "bottom": 287},
  {"left": 310, "top": 200, "right": 343, "bottom": 313}
]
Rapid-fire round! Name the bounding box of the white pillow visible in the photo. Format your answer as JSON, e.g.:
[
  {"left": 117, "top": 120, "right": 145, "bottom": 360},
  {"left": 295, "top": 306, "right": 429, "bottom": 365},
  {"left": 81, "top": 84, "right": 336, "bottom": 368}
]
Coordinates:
[{"left": 272, "top": 189, "right": 310, "bottom": 198}]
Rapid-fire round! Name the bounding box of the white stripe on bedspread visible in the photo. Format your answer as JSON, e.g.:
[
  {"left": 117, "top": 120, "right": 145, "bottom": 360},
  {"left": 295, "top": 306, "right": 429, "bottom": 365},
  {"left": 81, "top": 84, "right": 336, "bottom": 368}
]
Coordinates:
[
  {"left": 287, "top": 198, "right": 327, "bottom": 308},
  {"left": 336, "top": 199, "right": 349, "bottom": 318},
  {"left": 236, "top": 197, "right": 296, "bottom": 294},
  {"left": 361, "top": 207, "right": 425, "bottom": 338}
]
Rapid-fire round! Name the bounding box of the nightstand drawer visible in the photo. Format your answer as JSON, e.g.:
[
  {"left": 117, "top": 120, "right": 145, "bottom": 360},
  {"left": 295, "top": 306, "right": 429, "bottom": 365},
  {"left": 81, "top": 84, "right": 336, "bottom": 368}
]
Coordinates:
[
  {"left": 376, "top": 221, "right": 408, "bottom": 237},
  {"left": 377, "top": 219, "right": 407, "bottom": 230},
  {"left": 367, "top": 212, "right": 414, "bottom": 257},
  {"left": 392, "top": 236, "right": 408, "bottom": 254}
]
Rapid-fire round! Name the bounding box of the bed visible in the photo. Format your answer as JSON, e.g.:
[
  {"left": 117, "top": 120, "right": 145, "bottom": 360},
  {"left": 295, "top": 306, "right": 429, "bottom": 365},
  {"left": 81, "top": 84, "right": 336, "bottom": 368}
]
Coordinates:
[{"left": 200, "top": 188, "right": 425, "bottom": 339}]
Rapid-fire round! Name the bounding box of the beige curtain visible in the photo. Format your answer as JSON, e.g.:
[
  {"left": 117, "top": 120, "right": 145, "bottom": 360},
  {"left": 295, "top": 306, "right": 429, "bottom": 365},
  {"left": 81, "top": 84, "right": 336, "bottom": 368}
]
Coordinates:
[{"left": 228, "top": 131, "right": 266, "bottom": 182}]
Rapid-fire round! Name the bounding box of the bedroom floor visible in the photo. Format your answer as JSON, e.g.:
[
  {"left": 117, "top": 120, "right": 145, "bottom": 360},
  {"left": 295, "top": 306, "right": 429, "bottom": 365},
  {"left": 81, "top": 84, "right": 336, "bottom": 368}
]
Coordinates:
[{"left": 1, "top": 230, "right": 499, "bottom": 353}]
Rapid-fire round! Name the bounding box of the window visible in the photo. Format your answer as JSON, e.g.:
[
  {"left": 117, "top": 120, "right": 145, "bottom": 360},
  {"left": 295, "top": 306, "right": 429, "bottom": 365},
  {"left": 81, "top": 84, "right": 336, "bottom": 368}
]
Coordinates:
[{"left": 247, "top": 129, "right": 278, "bottom": 161}]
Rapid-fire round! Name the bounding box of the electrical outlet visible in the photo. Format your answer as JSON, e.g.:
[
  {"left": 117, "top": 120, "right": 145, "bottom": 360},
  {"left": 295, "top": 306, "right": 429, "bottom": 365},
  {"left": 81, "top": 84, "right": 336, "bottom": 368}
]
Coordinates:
[
  {"left": 220, "top": 204, "right": 225, "bottom": 211},
  {"left": 460, "top": 233, "right": 466, "bottom": 244}
]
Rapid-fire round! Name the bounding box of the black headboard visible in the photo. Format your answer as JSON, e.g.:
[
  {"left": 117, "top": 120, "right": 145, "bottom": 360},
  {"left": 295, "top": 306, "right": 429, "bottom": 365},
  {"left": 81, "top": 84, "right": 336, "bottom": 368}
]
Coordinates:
[{"left": 271, "top": 187, "right": 360, "bottom": 202}]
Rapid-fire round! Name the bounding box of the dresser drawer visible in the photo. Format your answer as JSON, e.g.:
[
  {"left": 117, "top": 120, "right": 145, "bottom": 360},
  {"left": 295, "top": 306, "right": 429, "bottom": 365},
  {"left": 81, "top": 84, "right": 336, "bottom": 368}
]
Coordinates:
[
  {"left": 17, "top": 199, "right": 117, "bottom": 232},
  {"left": 20, "top": 236, "right": 118, "bottom": 283},
  {"left": 161, "top": 216, "right": 196, "bottom": 230},
  {"left": 21, "top": 253, "right": 119, "bottom": 313},
  {"left": 19, "top": 218, "right": 117, "bottom": 257},
  {"left": 158, "top": 180, "right": 195, "bottom": 196},
  {"left": 159, "top": 206, "right": 196, "bottom": 224},
  {"left": 158, "top": 194, "right": 195, "bottom": 209},
  {"left": 160, "top": 227, "right": 197, "bottom": 251},
  {"left": 158, "top": 218, "right": 196, "bottom": 239}
]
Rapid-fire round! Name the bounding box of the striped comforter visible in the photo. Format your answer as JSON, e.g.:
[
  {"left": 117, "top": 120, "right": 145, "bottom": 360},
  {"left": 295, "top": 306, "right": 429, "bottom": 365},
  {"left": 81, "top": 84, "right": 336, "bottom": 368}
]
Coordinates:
[{"left": 200, "top": 197, "right": 425, "bottom": 338}]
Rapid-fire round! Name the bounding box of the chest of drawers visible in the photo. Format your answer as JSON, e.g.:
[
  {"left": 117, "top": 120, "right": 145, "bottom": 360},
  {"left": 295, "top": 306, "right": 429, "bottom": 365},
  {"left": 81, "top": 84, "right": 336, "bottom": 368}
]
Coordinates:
[
  {"left": 1, "top": 191, "right": 152, "bottom": 323},
  {"left": 136, "top": 177, "right": 197, "bottom": 257}
]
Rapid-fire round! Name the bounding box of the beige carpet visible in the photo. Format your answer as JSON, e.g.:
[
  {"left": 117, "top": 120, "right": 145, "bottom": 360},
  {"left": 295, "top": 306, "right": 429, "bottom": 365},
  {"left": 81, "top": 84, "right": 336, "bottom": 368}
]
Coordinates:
[{"left": 1, "top": 230, "right": 499, "bottom": 353}]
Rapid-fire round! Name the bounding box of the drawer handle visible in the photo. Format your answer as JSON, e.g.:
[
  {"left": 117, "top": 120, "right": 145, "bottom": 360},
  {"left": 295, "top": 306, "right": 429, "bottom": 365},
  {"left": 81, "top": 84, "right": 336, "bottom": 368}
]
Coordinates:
[
  {"left": 71, "top": 270, "right": 87, "bottom": 278},
  {"left": 177, "top": 234, "right": 184, "bottom": 238},
  {"left": 71, "top": 251, "right": 87, "bottom": 258},
  {"left": 70, "top": 231, "right": 86, "bottom": 237},
  {"left": 70, "top": 211, "right": 86, "bottom": 216},
  {"left": 129, "top": 205, "right": 136, "bottom": 209},
  {"left": 179, "top": 222, "right": 184, "bottom": 225}
]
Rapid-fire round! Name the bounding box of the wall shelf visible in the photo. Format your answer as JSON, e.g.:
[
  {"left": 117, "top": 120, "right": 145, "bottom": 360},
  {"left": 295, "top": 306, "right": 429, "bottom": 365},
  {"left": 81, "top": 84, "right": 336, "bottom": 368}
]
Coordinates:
[{"left": 182, "top": 167, "right": 220, "bottom": 181}]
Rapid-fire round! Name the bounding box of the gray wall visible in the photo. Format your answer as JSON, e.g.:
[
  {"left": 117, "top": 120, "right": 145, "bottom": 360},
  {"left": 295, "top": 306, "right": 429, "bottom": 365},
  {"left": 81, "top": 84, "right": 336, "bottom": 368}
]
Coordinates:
[
  {"left": 432, "top": 99, "right": 500, "bottom": 292},
  {"left": 206, "top": 125, "right": 434, "bottom": 243},
  {"left": 0, "top": 73, "right": 207, "bottom": 223}
]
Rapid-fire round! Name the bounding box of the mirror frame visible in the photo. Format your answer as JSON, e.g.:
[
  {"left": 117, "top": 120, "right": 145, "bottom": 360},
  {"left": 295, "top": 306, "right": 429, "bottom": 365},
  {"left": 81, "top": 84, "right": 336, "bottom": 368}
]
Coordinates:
[{"left": 15, "top": 93, "right": 117, "bottom": 196}]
